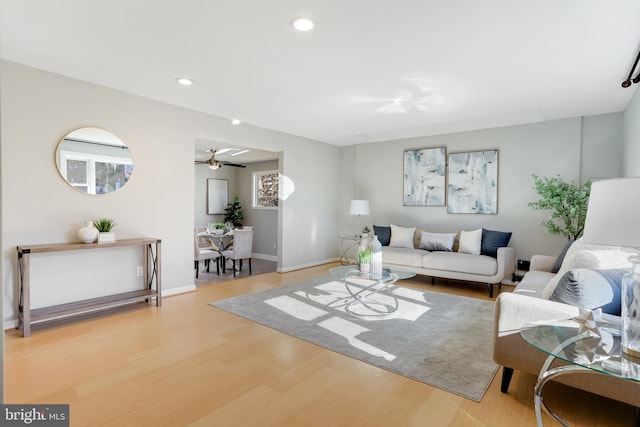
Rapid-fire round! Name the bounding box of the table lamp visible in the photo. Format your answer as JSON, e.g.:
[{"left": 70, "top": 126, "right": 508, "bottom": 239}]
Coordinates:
[
  {"left": 349, "top": 199, "right": 370, "bottom": 236},
  {"left": 581, "top": 177, "right": 640, "bottom": 357}
]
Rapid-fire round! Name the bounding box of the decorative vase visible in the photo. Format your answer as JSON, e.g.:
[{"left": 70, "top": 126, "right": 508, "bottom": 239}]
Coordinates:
[
  {"left": 77, "top": 221, "right": 98, "bottom": 244},
  {"left": 359, "top": 263, "right": 370, "bottom": 273},
  {"left": 622, "top": 255, "right": 640, "bottom": 358},
  {"left": 368, "top": 234, "right": 383, "bottom": 278}
]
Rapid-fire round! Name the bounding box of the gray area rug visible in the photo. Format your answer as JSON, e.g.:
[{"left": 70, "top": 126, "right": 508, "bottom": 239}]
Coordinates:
[{"left": 210, "top": 275, "right": 498, "bottom": 401}]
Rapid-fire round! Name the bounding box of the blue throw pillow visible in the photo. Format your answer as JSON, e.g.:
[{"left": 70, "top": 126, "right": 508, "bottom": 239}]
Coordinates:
[
  {"left": 480, "top": 228, "right": 512, "bottom": 257},
  {"left": 551, "top": 239, "right": 574, "bottom": 273},
  {"left": 373, "top": 225, "right": 391, "bottom": 246},
  {"left": 550, "top": 268, "right": 626, "bottom": 315}
]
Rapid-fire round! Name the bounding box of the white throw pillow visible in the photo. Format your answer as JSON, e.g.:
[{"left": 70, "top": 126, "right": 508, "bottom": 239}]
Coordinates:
[
  {"left": 389, "top": 224, "right": 416, "bottom": 249},
  {"left": 542, "top": 240, "right": 636, "bottom": 299},
  {"left": 420, "top": 231, "right": 456, "bottom": 252},
  {"left": 458, "top": 229, "right": 482, "bottom": 255}
]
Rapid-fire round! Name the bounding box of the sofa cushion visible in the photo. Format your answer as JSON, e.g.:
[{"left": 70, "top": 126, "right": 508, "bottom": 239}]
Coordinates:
[
  {"left": 423, "top": 252, "right": 497, "bottom": 276},
  {"left": 389, "top": 224, "right": 416, "bottom": 249},
  {"left": 458, "top": 229, "right": 482, "bottom": 255},
  {"left": 373, "top": 225, "right": 391, "bottom": 246},
  {"left": 382, "top": 247, "right": 424, "bottom": 268},
  {"left": 480, "top": 228, "right": 512, "bottom": 257},
  {"left": 419, "top": 231, "right": 456, "bottom": 252},
  {"left": 550, "top": 268, "right": 626, "bottom": 315}
]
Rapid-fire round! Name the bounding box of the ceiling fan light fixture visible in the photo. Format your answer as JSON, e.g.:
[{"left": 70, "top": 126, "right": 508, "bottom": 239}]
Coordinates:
[
  {"left": 291, "top": 17, "right": 314, "bottom": 32},
  {"left": 208, "top": 161, "right": 220, "bottom": 170}
]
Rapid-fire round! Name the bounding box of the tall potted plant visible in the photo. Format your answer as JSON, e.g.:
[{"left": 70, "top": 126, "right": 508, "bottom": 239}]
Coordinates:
[
  {"left": 528, "top": 175, "right": 592, "bottom": 241},
  {"left": 224, "top": 196, "right": 244, "bottom": 228}
]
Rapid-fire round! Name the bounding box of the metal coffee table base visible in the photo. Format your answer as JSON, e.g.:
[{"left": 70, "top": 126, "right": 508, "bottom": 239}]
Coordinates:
[{"left": 342, "top": 271, "right": 399, "bottom": 316}]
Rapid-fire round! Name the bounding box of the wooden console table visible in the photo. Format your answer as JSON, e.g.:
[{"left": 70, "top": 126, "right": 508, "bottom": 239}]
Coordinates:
[{"left": 17, "top": 237, "right": 161, "bottom": 337}]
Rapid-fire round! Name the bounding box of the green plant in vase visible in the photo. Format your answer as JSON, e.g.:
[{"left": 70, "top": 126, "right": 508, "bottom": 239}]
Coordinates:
[
  {"left": 357, "top": 249, "right": 372, "bottom": 272},
  {"left": 93, "top": 218, "right": 115, "bottom": 232},
  {"left": 224, "top": 196, "right": 244, "bottom": 228},
  {"left": 93, "top": 218, "right": 116, "bottom": 243}
]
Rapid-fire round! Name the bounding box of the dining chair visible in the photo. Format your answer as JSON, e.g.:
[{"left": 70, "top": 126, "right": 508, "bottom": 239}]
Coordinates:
[
  {"left": 221, "top": 228, "right": 253, "bottom": 277},
  {"left": 194, "top": 227, "right": 221, "bottom": 278}
]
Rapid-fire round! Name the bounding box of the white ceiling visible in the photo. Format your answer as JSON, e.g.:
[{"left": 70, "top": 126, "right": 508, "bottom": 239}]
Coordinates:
[{"left": 2, "top": 0, "right": 640, "bottom": 152}]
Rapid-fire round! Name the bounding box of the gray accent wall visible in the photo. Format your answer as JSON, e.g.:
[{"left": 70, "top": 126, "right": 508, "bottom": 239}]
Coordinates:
[{"left": 341, "top": 116, "right": 624, "bottom": 260}]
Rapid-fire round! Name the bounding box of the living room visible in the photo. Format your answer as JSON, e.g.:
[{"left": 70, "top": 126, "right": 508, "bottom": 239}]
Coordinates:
[{"left": 3, "top": 2, "right": 640, "bottom": 425}]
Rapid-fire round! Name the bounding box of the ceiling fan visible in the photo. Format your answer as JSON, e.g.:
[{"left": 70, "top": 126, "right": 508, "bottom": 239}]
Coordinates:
[{"left": 195, "top": 149, "right": 246, "bottom": 169}]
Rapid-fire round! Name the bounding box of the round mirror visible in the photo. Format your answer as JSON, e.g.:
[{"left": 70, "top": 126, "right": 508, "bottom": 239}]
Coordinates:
[{"left": 55, "top": 127, "right": 133, "bottom": 195}]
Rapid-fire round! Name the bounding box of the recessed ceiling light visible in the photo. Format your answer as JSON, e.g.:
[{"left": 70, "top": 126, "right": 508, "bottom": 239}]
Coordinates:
[
  {"left": 231, "top": 119, "right": 241, "bottom": 125},
  {"left": 291, "top": 17, "right": 314, "bottom": 32},
  {"left": 175, "top": 77, "right": 193, "bottom": 86}
]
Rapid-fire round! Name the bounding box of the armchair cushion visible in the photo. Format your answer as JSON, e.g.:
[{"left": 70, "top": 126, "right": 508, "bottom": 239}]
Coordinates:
[
  {"left": 550, "top": 268, "right": 626, "bottom": 315},
  {"left": 551, "top": 239, "right": 574, "bottom": 273}
]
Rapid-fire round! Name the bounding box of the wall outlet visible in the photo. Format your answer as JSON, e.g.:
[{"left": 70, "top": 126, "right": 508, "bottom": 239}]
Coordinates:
[{"left": 136, "top": 266, "right": 143, "bottom": 277}]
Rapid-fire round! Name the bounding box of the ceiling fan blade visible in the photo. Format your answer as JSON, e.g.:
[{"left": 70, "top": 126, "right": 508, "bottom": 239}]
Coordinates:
[
  {"left": 195, "top": 160, "right": 209, "bottom": 164},
  {"left": 220, "top": 161, "right": 246, "bottom": 168}
]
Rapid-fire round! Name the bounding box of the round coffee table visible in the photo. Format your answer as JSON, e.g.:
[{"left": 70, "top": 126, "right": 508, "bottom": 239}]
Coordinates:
[{"left": 329, "top": 265, "right": 415, "bottom": 316}]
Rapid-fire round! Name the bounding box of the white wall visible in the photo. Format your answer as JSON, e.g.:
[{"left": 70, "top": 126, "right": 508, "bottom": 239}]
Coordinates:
[
  {"left": 342, "top": 116, "right": 624, "bottom": 261},
  {"left": 237, "top": 160, "right": 279, "bottom": 259},
  {"left": 1, "top": 61, "right": 341, "bottom": 325},
  {"left": 624, "top": 87, "right": 640, "bottom": 177}
]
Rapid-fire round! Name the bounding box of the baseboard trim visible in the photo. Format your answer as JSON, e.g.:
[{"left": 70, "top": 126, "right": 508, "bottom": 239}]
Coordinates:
[
  {"left": 277, "top": 257, "right": 339, "bottom": 273},
  {"left": 252, "top": 253, "right": 277, "bottom": 262},
  {"left": 163, "top": 285, "right": 196, "bottom": 297}
]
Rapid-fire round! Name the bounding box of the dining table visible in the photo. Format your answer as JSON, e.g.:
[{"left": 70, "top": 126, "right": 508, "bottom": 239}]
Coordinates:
[{"left": 198, "top": 230, "right": 235, "bottom": 273}]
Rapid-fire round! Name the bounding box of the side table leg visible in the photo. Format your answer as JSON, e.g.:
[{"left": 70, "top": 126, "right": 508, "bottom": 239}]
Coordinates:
[{"left": 18, "top": 251, "right": 31, "bottom": 337}]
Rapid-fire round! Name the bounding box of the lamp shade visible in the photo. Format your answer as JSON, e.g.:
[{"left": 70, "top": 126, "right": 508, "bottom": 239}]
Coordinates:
[
  {"left": 349, "top": 200, "right": 370, "bottom": 216},
  {"left": 581, "top": 177, "right": 640, "bottom": 247}
]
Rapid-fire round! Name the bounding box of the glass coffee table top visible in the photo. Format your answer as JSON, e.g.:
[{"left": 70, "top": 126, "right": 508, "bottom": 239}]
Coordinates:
[
  {"left": 329, "top": 266, "right": 415, "bottom": 316},
  {"left": 329, "top": 265, "right": 416, "bottom": 281}
]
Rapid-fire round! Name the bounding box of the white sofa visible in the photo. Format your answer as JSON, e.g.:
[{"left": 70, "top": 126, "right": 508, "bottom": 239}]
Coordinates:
[
  {"left": 380, "top": 227, "right": 516, "bottom": 297},
  {"left": 493, "top": 241, "right": 640, "bottom": 408}
]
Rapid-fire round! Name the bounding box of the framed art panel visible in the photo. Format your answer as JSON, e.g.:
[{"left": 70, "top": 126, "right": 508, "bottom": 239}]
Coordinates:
[
  {"left": 403, "top": 147, "right": 446, "bottom": 206},
  {"left": 207, "top": 178, "right": 229, "bottom": 214},
  {"left": 447, "top": 150, "right": 498, "bottom": 214}
]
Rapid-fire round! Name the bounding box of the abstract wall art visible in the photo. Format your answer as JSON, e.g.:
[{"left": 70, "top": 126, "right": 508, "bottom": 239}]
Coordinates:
[
  {"left": 403, "top": 147, "right": 446, "bottom": 206},
  {"left": 447, "top": 150, "right": 498, "bottom": 214}
]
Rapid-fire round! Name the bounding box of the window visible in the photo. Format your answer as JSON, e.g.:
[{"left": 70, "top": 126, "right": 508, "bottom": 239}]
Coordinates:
[
  {"left": 59, "top": 150, "right": 133, "bottom": 194},
  {"left": 252, "top": 170, "right": 279, "bottom": 209}
]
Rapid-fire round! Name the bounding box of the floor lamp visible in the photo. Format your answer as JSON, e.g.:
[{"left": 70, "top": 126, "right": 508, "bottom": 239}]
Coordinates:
[
  {"left": 581, "top": 177, "right": 640, "bottom": 357},
  {"left": 349, "top": 200, "right": 370, "bottom": 237}
]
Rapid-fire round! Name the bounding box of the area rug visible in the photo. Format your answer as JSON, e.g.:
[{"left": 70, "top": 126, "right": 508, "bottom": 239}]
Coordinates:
[{"left": 209, "top": 276, "right": 498, "bottom": 401}]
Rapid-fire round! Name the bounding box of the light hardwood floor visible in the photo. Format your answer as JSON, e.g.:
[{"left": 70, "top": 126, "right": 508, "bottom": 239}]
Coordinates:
[{"left": 5, "top": 263, "right": 636, "bottom": 426}]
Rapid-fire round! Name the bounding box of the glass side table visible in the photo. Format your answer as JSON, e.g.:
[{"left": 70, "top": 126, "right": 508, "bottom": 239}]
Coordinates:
[
  {"left": 337, "top": 235, "right": 364, "bottom": 265},
  {"left": 520, "top": 319, "right": 640, "bottom": 426},
  {"left": 329, "top": 265, "right": 415, "bottom": 316}
]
